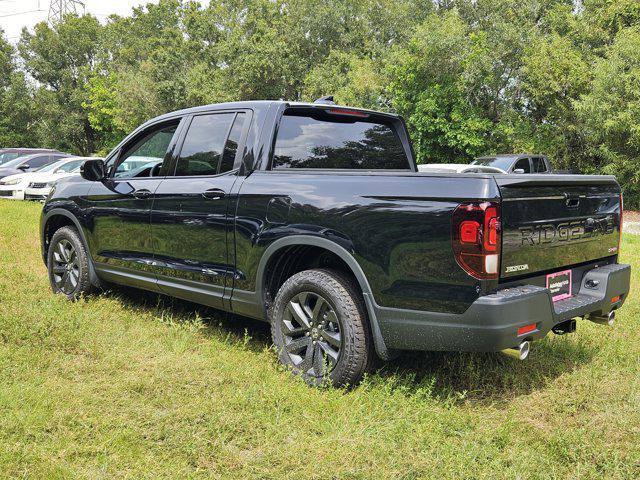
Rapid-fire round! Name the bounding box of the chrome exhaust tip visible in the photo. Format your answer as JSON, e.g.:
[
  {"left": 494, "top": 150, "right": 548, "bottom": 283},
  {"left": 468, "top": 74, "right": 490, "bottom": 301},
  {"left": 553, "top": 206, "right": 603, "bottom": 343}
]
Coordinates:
[
  {"left": 501, "top": 341, "right": 530, "bottom": 361},
  {"left": 588, "top": 310, "right": 615, "bottom": 326}
]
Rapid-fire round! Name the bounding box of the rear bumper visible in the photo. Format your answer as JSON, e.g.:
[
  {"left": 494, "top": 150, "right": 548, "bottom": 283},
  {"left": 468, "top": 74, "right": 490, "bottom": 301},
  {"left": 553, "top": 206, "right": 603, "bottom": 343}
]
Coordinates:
[{"left": 373, "top": 263, "right": 631, "bottom": 352}]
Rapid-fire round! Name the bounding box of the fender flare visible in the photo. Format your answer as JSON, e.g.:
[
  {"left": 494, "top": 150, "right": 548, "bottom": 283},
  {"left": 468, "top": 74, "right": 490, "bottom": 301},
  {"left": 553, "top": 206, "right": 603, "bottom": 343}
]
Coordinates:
[
  {"left": 255, "top": 235, "right": 395, "bottom": 360},
  {"left": 41, "top": 208, "right": 102, "bottom": 287}
]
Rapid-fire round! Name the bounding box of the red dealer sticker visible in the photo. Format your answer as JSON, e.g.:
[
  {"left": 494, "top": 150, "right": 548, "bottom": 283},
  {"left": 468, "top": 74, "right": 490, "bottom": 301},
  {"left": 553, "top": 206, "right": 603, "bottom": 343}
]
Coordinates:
[{"left": 546, "top": 270, "right": 572, "bottom": 302}]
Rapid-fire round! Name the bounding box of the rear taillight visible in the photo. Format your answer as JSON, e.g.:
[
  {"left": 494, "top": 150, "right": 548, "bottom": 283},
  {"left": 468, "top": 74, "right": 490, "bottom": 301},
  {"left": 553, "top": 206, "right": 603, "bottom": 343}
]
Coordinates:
[
  {"left": 452, "top": 202, "right": 501, "bottom": 280},
  {"left": 619, "top": 193, "right": 623, "bottom": 254}
]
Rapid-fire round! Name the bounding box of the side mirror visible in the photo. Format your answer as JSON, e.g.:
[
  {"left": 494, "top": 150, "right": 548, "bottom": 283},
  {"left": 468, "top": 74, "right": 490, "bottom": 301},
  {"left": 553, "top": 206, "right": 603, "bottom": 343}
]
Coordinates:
[
  {"left": 80, "top": 159, "right": 106, "bottom": 181},
  {"left": 513, "top": 168, "right": 526, "bottom": 174},
  {"left": 18, "top": 164, "right": 30, "bottom": 171}
]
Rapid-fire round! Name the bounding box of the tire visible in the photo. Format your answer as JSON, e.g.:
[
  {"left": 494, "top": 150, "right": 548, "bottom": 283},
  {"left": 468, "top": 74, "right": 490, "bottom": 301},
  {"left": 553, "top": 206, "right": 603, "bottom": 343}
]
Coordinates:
[
  {"left": 47, "top": 226, "right": 94, "bottom": 300},
  {"left": 270, "top": 269, "right": 373, "bottom": 387}
]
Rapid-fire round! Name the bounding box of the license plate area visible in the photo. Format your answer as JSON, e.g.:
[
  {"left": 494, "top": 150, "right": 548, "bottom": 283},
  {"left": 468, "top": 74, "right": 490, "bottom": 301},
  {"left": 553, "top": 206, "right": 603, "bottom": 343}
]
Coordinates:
[{"left": 546, "top": 270, "right": 572, "bottom": 302}]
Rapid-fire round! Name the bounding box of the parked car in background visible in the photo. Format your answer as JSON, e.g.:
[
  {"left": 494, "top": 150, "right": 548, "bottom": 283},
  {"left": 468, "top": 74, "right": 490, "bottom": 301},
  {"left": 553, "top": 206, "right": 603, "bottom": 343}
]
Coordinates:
[
  {"left": 0, "top": 172, "right": 29, "bottom": 200},
  {"left": 472, "top": 154, "right": 552, "bottom": 174},
  {"left": 418, "top": 163, "right": 506, "bottom": 174},
  {"left": 0, "top": 157, "right": 90, "bottom": 200},
  {"left": 23, "top": 157, "right": 99, "bottom": 201},
  {"left": 0, "top": 148, "right": 67, "bottom": 167},
  {"left": 0, "top": 152, "right": 71, "bottom": 181}
]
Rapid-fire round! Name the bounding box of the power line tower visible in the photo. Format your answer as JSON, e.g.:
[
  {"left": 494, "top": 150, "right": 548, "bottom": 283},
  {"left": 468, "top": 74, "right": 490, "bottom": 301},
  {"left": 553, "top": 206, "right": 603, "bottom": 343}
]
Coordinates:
[{"left": 48, "top": 0, "right": 85, "bottom": 25}]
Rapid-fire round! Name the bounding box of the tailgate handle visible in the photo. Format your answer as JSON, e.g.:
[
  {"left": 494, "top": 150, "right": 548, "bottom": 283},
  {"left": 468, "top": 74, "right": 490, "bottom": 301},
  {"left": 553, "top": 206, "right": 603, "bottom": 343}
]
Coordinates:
[{"left": 565, "top": 193, "right": 580, "bottom": 208}]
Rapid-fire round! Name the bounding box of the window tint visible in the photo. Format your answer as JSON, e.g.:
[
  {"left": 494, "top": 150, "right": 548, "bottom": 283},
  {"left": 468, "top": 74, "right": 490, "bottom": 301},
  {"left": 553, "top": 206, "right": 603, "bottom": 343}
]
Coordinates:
[
  {"left": 26, "top": 156, "right": 51, "bottom": 168},
  {"left": 272, "top": 111, "right": 409, "bottom": 170},
  {"left": 115, "top": 123, "right": 178, "bottom": 178},
  {"left": 513, "top": 158, "right": 531, "bottom": 173},
  {"left": 176, "top": 113, "right": 235, "bottom": 176},
  {"left": 532, "top": 157, "right": 547, "bottom": 173},
  {"left": 220, "top": 113, "right": 246, "bottom": 173}
]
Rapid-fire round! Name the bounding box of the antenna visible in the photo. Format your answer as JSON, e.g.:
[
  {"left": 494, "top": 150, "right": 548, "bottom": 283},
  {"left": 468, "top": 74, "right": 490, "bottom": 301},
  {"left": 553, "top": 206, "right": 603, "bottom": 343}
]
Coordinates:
[{"left": 48, "top": 0, "right": 85, "bottom": 25}]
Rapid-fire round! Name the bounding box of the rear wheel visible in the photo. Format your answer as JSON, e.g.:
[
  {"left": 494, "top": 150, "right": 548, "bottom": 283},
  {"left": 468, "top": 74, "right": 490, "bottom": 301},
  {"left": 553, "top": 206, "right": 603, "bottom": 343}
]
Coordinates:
[
  {"left": 47, "top": 226, "right": 93, "bottom": 300},
  {"left": 270, "top": 269, "right": 373, "bottom": 387}
]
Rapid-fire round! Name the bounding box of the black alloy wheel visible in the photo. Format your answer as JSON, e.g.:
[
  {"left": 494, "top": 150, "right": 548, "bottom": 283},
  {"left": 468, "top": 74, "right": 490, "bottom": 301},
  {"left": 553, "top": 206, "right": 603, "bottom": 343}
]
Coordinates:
[
  {"left": 51, "top": 238, "right": 80, "bottom": 295},
  {"left": 47, "top": 226, "right": 94, "bottom": 300},
  {"left": 280, "top": 291, "right": 343, "bottom": 377}
]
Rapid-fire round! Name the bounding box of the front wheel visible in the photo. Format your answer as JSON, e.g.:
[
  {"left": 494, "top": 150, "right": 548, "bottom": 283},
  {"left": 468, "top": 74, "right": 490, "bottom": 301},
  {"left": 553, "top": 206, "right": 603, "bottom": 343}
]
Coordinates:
[
  {"left": 47, "top": 226, "right": 94, "bottom": 300},
  {"left": 270, "top": 269, "right": 373, "bottom": 387}
]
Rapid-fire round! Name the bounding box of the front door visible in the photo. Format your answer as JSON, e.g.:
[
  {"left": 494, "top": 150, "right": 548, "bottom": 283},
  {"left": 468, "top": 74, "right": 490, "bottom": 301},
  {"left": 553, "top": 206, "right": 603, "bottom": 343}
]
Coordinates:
[
  {"left": 85, "top": 119, "right": 182, "bottom": 289},
  {"left": 151, "top": 111, "right": 249, "bottom": 308}
]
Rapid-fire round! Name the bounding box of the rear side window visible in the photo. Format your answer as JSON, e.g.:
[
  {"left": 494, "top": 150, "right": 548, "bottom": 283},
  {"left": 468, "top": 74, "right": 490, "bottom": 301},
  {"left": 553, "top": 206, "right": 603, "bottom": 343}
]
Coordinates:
[
  {"left": 176, "top": 113, "right": 235, "bottom": 176},
  {"left": 272, "top": 110, "right": 409, "bottom": 170},
  {"left": 532, "top": 157, "right": 547, "bottom": 173},
  {"left": 220, "top": 113, "right": 246, "bottom": 173}
]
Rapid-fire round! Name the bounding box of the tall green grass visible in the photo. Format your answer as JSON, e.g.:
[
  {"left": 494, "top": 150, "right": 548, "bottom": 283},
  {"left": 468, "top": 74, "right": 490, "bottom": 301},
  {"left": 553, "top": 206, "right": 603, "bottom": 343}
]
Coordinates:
[{"left": 0, "top": 200, "right": 638, "bottom": 479}]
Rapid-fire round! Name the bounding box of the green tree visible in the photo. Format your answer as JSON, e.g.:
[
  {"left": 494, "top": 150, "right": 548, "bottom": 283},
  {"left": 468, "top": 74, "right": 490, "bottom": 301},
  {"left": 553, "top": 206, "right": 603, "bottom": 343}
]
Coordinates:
[
  {"left": 575, "top": 26, "right": 640, "bottom": 206},
  {"left": 0, "top": 30, "right": 36, "bottom": 147},
  {"left": 19, "top": 15, "right": 105, "bottom": 154}
]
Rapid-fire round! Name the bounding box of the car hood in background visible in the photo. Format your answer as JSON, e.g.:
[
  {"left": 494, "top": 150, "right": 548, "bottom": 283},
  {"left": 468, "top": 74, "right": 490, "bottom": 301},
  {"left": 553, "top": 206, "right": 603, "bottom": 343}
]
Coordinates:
[
  {"left": 0, "top": 168, "right": 22, "bottom": 180},
  {"left": 27, "top": 172, "right": 78, "bottom": 184}
]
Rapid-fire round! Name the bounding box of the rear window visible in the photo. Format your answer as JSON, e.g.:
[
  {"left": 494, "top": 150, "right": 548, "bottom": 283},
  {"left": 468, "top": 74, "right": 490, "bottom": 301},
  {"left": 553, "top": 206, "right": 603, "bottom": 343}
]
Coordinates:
[{"left": 272, "top": 110, "right": 409, "bottom": 170}]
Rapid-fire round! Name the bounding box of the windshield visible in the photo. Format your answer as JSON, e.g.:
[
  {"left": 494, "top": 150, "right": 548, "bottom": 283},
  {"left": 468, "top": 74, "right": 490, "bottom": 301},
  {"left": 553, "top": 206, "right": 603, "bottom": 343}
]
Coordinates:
[
  {"left": 37, "top": 160, "right": 67, "bottom": 173},
  {"left": 0, "top": 153, "right": 23, "bottom": 165},
  {"left": 57, "top": 160, "right": 85, "bottom": 173},
  {"left": 471, "top": 157, "right": 514, "bottom": 171},
  {"left": 0, "top": 156, "right": 31, "bottom": 169}
]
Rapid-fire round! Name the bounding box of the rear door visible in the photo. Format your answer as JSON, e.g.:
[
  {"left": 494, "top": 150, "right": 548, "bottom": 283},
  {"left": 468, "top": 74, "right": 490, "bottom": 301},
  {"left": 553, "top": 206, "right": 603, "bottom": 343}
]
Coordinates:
[
  {"left": 497, "top": 176, "right": 621, "bottom": 280},
  {"left": 151, "top": 110, "right": 250, "bottom": 308}
]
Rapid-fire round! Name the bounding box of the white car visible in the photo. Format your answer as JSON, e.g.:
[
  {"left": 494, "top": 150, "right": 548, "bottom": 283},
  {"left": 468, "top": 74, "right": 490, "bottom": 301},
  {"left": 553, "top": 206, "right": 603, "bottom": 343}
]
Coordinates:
[
  {"left": 22, "top": 157, "right": 101, "bottom": 201},
  {"left": 417, "top": 163, "right": 507, "bottom": 174},
  {"left": 0, "top": 172, "right": 29, "bottom": 200}
]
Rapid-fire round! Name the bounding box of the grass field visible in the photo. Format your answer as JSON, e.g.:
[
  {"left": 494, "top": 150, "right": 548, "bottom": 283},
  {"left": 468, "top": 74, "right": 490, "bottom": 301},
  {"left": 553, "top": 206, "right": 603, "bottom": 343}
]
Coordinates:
[{"left": 0, "top": 199, "right": 638, "bottom": 479}]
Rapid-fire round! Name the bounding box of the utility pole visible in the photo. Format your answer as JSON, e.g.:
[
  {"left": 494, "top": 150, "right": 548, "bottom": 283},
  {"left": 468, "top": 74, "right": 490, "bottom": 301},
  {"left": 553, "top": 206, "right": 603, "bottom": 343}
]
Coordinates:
[{"left": 48, "top": 0, "right": 85, "bottom": 25}]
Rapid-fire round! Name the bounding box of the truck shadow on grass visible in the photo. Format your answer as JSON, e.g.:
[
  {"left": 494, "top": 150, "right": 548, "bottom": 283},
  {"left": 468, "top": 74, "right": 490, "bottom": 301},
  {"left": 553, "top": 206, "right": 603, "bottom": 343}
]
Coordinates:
[{"left": 109, "top": 286, "right": 598, "bottom": 404}]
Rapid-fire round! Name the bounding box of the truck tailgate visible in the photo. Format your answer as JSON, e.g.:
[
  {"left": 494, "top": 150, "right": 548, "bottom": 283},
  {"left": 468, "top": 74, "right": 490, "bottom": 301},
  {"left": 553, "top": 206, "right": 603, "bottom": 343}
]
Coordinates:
[{"left": 496, "top": 175, "right": 622, "bottom": 279}]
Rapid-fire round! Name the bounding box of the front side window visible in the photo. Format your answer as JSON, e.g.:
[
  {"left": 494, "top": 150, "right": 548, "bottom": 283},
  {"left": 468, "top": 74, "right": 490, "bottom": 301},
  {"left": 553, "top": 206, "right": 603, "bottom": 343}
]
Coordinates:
[
  {"left": 513, "top": 158, "right": 531, "bottom": 173},
  {"left": 114, "top": 123, "right": 178, "bottom": 178},
  {"left": 175, "top": 113, "right": 235, "bottom": 176},
  {"left": 272, "top": 110, "right": 410, "bottom": 170}
]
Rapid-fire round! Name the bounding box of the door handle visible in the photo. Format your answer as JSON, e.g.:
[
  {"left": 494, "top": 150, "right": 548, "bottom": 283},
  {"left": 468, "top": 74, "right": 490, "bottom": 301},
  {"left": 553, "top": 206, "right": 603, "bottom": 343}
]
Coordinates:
[
  {"left": 203, "top": 188, "right": 226, "bottom": 200},
  {"left": 564, "top": 193, "right": 580, "bottom": 208},
  {"left": 133, "top": 189, "right": 152, "bottom": 199}
]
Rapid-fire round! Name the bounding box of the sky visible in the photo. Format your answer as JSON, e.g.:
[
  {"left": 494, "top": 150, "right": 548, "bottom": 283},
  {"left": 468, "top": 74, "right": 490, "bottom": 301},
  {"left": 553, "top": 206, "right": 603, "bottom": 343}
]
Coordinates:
[{"left": 0, "top": 0, "right": 160, "bottom": 42}]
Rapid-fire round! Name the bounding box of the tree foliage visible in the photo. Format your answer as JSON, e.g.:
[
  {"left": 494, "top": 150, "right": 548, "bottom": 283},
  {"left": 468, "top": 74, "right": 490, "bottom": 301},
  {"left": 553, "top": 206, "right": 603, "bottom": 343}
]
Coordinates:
[{"left": 5, "top": 0, "right": 640, "bottom": 205}]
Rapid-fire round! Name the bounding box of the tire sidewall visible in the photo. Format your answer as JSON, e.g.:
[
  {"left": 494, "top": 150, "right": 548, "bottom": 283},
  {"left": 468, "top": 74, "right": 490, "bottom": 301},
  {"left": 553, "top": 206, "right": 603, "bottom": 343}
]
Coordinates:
[
  {"left": 47, "top": 226, "right": 91, "bottom": 300},
  {"left": 270, "top": 270, "right": 368, "bottom": 387}
]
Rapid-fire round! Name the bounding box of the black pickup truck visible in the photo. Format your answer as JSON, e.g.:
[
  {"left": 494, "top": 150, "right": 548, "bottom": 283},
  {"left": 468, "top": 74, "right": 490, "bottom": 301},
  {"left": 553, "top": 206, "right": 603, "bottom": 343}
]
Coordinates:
[{"left": 40, "top": 100, "right": 630, "bottom": 386}]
